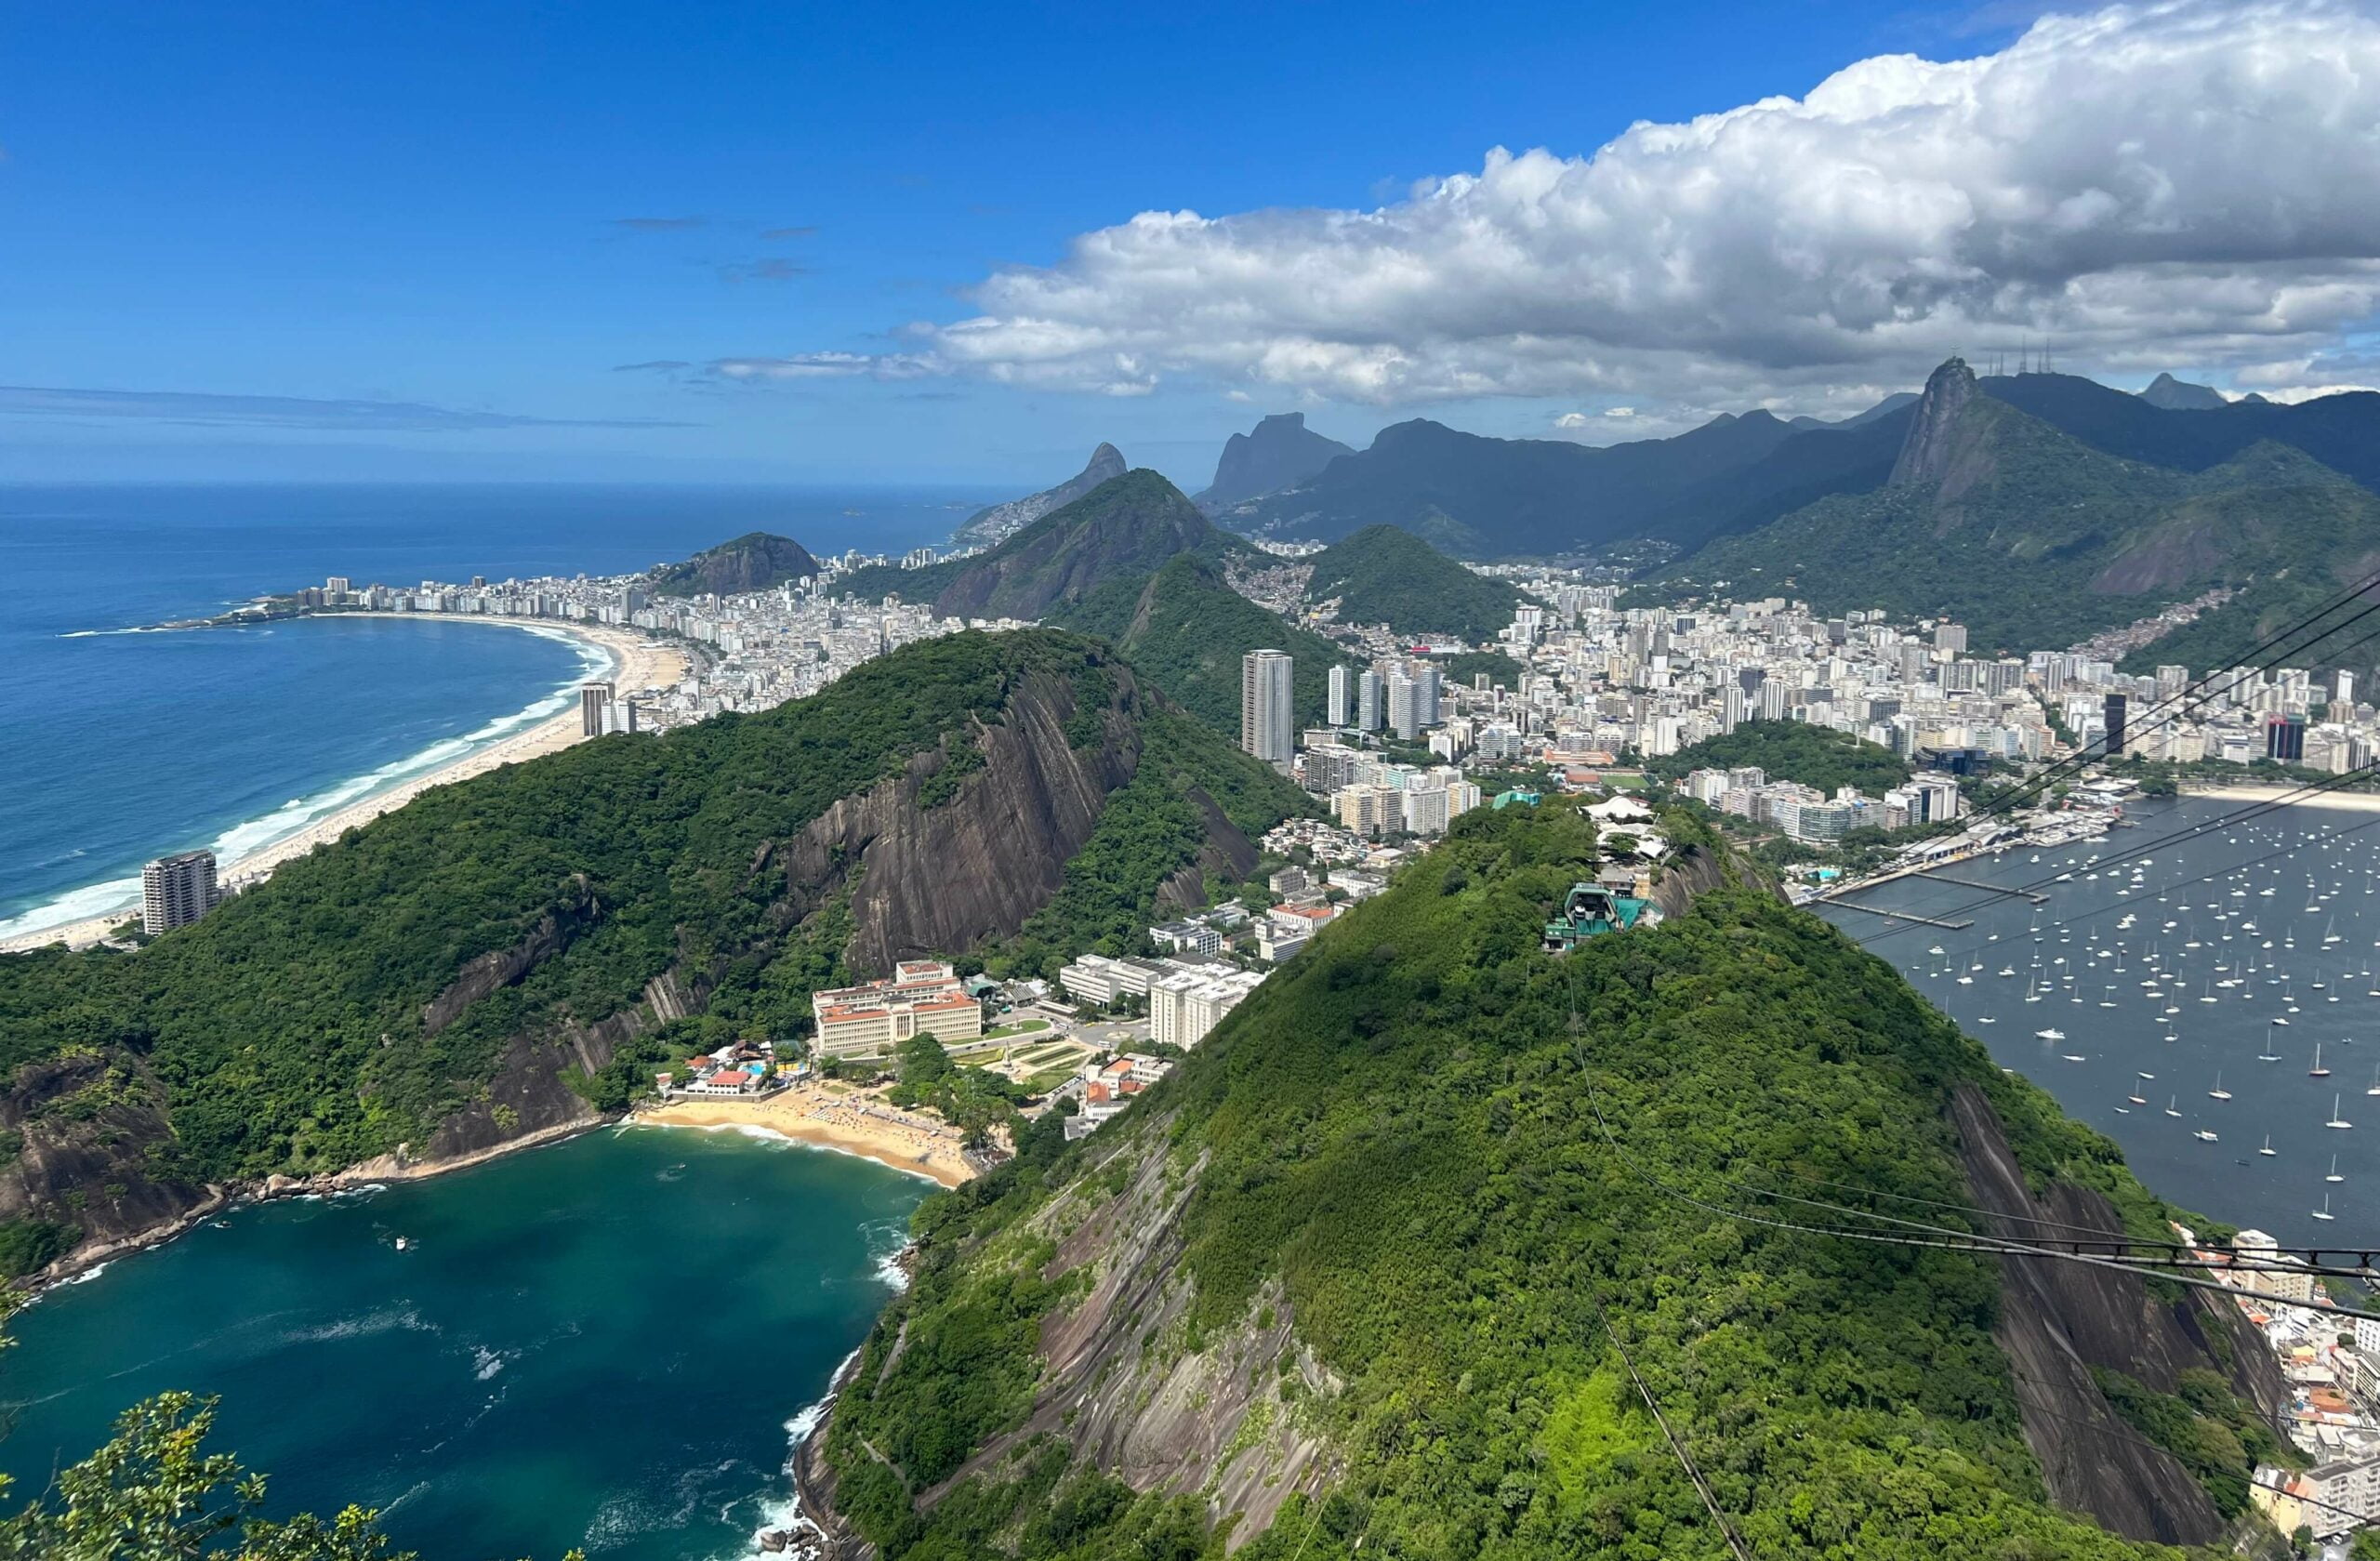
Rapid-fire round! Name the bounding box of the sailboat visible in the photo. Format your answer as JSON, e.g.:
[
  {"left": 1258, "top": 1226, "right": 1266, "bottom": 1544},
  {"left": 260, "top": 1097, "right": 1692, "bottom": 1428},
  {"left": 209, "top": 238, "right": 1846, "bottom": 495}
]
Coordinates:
[
  {"left": 2364, "top": 1063, "right": 2379, "bottom": 1098},
  {"left": 2258, "top": 1133, "right": 2276, "bottom": 1157},
  {"left": 2313, "top": 1195, "right": 2337, "bottom": 1222},
  {"left": 2311, "top": 1042, "right": 2332, "bottom": 1079},
  {"left": 2208, "top": 1072, "right": 2230, "bottom": 1102},
  {"left": 2258, "top": 1024, "right": 2282, "bottom": 1063},
  {"left": 2164, "top": 1094, "right": 2182, "bottom": 1118},
  {"left": 2328, "top": 1155, "right": 2345, "bottom": 1184},
  {"left": 2325, "top": 1093, "right": 2353, "bottom": 1130}
]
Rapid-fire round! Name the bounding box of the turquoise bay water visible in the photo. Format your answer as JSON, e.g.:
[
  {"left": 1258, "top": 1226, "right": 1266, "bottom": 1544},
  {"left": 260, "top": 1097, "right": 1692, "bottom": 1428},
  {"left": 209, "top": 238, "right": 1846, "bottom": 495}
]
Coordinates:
[{"left": 0, "top": 1128, "right": 923, "bottom": 1561}]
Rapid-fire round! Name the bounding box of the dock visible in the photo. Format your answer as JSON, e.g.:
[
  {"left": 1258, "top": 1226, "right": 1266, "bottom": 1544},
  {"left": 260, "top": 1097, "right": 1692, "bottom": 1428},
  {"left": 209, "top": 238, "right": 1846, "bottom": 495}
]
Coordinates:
[
  {"left": 1906, "top": 869, "right": 2047, "bottom": 905},
  {"left": 1823, "top": 899, "right": 1975, "bottom": 930}
]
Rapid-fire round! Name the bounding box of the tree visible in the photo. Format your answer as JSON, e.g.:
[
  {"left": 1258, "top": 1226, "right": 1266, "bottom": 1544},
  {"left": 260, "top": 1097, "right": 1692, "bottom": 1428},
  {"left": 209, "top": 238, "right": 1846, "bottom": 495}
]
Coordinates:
[{"left": 0, "top": 1392, "right": 412, "bottom": 1561}]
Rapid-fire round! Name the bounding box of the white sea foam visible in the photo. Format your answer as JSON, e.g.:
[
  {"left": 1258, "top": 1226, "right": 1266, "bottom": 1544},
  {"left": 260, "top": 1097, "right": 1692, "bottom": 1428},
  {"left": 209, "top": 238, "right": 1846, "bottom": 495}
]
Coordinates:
[{"left": 0, "top": 622, "right": 614, "bottom": 942}]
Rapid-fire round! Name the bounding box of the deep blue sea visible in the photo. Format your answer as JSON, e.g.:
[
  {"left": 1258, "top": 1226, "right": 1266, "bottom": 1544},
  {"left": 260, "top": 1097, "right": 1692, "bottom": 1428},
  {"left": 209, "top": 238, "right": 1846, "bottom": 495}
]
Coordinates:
[{"left": 0, "top": 483, "right": 979, "bottom": 936}]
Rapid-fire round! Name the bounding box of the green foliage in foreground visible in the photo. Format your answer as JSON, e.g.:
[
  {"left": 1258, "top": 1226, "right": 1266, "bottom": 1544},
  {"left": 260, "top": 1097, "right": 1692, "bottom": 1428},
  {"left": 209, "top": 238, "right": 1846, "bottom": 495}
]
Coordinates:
[
  {"left": 1648, "top": 719, "right": 1912, "bottom": 799},
  {"left": 824, "top": 801, "right": 2253, "bottom": 1560},
  {"left": 0, "top": 1392, "right": 422, "bottom": 1561},
  {"left": 1305, "top": 524, "right": 1524, "bottom": 641},
  {"left": 0, "top": 631, "right": 1300, "bottom": 1236},
  {"left": 1049, "top": 554, "right": 1356, "bottom": 739}
]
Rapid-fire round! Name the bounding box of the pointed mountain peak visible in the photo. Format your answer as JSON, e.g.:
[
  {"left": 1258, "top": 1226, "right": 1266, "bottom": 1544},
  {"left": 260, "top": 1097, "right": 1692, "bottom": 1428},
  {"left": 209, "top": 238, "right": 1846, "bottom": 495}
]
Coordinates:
[
  {"left": 1085, "top": 442, "right": 1127, "bottom": 476},
  {"left": 2139, "top": 373, "right": 2229, "bottom": 411},
  {"left": 1197, "top": 412, "right": 1355, "bottom": 508},
  {"left": 1889, "top": 357, "right": 1981, "bottom": 488}
]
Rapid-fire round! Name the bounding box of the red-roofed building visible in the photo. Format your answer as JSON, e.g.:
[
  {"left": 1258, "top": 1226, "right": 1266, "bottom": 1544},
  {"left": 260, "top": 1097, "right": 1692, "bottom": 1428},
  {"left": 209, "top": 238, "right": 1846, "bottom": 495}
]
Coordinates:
[{"left": 811, "top": 960, "right": 983, "bottom": 1059}]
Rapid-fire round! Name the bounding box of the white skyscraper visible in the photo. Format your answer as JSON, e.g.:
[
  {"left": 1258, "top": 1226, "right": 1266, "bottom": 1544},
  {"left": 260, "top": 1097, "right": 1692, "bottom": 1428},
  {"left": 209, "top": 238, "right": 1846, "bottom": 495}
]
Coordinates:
[
  {"left": 141, "top": 850, "right": 219, "bottom": 936},
  {"left": 1414, "top": 664, "right": 1442, "bottom": 728},
  {"left": 1327, "top": 664, "right": 1351, "bottom": 727},
  {"left": 1240, "top": 650, "right": 1295, "bottom": 768},
  {"left": 1357, "top": 668, "right": 1384, "bottom": 732},
  {"left": 1387, "top": 673, "right": 1418, "bottom": 740}
]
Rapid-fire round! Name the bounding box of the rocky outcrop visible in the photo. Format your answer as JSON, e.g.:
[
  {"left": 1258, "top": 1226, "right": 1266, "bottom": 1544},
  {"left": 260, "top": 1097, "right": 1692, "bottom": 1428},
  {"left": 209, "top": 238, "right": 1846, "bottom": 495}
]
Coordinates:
[
  {"left": 800, "top": 1124, "right": 1337, "bottom": 1554},
  {"left": 777, "top": 673, "right": 1142, "bottom": 972},
  {"left": 954, "top": 443, "right": 1130, "bottom": 550},
  {"left": 2140, "top": 373, "right": 2228, "bottom": 412},
  {"left": 1198, "top": 413, "right": 1354, "bottom": 509},
  {"left": 0, "top": 1054, "right": 215, "bottom": 1251},
  {"left": 1888, "top": 356, "right": 1981, "bottom": 491},
  {"left": 420, "top": 879, "right": 601, "bottom": 1035},
  {"left": 1949, "top": 1084, "right": 2283, "bottom": 1545}
]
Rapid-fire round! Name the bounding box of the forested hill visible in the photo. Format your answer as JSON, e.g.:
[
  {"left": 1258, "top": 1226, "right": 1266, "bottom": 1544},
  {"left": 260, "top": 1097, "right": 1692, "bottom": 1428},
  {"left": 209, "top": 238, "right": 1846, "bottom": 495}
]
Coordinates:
[
  {"left": 0, "top": 630, "right": 1308, "bottom": 1279},
  {"left": 1671, "top": 359, "right": 2380, "bottom": 672},
  {"left": 840, "top": 470, "right": 1249, "bottom": 619},
  {"left": 1050, "top": 553, "right": 1357, "bottom": 736},
  {"left": 1305, "top": 523, "right": 1523, "bottom": 641},
  {"left": 1648, "top": 721, "right": 1911, "bottom": 797},
  {"left": 809, "top": 800, "right": 2287, "bottom": 1560},
  {"left": 650, "top": 529, "right": 822, "bottom": 596}
]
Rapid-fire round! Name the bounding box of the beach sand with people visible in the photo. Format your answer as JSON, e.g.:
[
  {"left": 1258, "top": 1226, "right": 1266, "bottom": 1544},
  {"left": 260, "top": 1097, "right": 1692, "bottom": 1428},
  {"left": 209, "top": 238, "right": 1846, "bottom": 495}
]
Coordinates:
[
  {"left": 0, "top": 615, "right": 686, "bottom": 955},
  {"left": 636, "top": 1084, "right": 978, "bottom": 1188}
]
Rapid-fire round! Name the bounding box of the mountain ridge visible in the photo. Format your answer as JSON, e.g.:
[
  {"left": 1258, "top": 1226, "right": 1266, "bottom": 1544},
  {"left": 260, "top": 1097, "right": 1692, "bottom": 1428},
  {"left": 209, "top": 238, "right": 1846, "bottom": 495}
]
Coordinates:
[
  {"left": 1197, "top": 413, "right": 1355, "bottom": 509},
  {"left": 953, "top": 443, "right": 1129, "bottom": 550}
]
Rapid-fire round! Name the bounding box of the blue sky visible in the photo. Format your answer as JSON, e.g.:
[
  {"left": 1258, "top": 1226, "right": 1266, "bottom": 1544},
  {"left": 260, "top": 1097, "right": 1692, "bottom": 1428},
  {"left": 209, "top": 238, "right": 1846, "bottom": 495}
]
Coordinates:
[{"left": 5, "top": 1, "right": 2374, "bottom": 489}]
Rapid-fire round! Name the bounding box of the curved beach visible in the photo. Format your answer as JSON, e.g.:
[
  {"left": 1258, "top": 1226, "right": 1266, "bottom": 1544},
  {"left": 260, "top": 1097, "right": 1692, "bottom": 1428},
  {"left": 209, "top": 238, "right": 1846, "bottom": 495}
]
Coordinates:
[{"left": 0, "top": 615, "right": 687, "bottom": 955}]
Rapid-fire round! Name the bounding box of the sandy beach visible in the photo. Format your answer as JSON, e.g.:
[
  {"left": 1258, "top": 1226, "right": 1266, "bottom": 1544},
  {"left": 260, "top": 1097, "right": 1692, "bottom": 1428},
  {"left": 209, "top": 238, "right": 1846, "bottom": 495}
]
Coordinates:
[
  {"left": 2179, "top": 782, "right": 2380, "bottom": 814},
  {"left": 636, "top": 1085, "right": 977, "bottom": 1188},
  {"left": 0, "top": 614, "right": 688, "bottom": 955}
]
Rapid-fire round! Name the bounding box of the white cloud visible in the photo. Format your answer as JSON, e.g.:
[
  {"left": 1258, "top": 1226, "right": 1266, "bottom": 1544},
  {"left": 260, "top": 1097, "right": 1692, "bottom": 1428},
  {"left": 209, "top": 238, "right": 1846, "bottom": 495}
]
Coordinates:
[
  {"left": 1554, "top": 412, "right": 1591, "bottom": 429},
  {"left": 813, "top": 1, "right": 2380, "bottom": 428},
  {"left": 709, "top": 351, "right": 936, "bottom": 381}
]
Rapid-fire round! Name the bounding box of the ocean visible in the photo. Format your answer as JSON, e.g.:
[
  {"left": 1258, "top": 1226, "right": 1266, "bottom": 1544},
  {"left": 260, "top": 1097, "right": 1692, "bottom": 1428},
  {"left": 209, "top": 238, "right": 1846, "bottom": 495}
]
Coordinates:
[
  {"left": 0, "top": 483, "right": 980, "bottom": 937},
  {"left": 0, "top": 1127, "right": 926, "bottom": 1561},
  {"left": 1820, "top": 794, "right": 2380, "bottom": 1253}
]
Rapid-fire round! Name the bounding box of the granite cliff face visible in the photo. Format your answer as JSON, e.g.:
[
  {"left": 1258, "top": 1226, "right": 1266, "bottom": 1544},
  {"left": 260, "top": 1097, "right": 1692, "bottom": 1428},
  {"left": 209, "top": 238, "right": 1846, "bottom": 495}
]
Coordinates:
[
  {"left": 1197, "top": 413, "right": 1354, "bottom": 509},
  {"left": 1887, "top": 355, "right": 1981, "bottom": 492}
]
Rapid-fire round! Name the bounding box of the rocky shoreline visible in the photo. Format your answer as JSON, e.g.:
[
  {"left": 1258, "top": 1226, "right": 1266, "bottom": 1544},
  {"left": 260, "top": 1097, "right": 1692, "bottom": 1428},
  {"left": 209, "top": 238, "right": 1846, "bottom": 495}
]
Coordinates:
[{"left": 21, "top": 1117, "right": 608, "bottom": 1301}]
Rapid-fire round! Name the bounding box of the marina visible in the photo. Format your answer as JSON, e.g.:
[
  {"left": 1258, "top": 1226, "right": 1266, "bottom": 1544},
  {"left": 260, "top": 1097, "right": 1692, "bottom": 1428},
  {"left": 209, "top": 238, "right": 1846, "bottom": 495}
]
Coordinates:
[{"left": 1821, "top": 795, "right": 2380, "bottom": 1252}]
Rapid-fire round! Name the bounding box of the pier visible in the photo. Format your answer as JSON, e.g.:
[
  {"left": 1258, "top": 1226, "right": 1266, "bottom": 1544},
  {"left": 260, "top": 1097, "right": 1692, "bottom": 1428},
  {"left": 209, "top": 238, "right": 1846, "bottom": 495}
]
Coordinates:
[
  {"left": 1823, "top": 899, "right": 1975, "bottom": 930},
  {"left": 1906, "top": 869, "right": 2048, "bottom": 905}
]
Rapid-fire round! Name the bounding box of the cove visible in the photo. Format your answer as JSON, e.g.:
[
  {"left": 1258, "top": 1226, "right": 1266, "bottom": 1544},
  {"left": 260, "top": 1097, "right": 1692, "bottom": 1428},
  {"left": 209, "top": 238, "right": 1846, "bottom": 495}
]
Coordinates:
[{"left": 0, "top": 1126, "right": 924, "bottom": 1560}]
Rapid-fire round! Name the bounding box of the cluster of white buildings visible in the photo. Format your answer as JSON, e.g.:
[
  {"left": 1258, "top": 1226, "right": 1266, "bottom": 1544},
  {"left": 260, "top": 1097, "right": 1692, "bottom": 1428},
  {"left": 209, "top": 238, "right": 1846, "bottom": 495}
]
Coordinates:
[
  {"left": 809, "top": 960, "right": 984, "bottom": 1060},
  {"left": 1058, "top": 953, "right": 1268, "bottom": 1045},
  {"left": 1676, "top": 763, "right": 1964, "bottom": 843},
  {"left": 276, "top": 567, "right": 994, "bottom": 732}
]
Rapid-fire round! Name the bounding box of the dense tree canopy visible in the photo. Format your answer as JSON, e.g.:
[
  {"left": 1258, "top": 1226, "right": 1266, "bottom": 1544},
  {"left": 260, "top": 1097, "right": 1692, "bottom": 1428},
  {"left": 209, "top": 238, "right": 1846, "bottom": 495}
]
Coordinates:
[
  {"left": 1648, "top": 720, "right": 1911, "bottom": 799},
  {"left": 821, "top": 801, "right": 2263, "bottom": 1560}
]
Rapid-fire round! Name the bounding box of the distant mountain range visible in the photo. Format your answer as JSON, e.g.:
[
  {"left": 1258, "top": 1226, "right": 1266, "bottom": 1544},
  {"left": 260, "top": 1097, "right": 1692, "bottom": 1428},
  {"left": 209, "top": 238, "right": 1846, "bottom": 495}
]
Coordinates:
[
  {"left": 842, "top": 469, "right": 1250, "bottom": 621},
  {"left": 1196, "top": 412, "right": 1353, "bottom": 509},
  {"left": 1671, "top": 357, "right": 2380, "bottom": 672},
  {"left": 950, "top": 443, "right": 1128, "bottom": 550},
  {"left": 1186, "top": 373, "right": 2380, "bottom": 571}
]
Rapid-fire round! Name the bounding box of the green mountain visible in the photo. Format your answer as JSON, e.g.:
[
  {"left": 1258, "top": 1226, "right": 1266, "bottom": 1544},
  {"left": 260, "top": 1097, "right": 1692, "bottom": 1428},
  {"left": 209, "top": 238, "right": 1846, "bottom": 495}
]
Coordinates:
[
  {"left": 801, "top": 800, "right": 2284, "bottom": 1558},
  {"left": 1674, "top": 358, "right": 2380, "bottom": 669},
  {"left": 650, "top": 530, "right": 822, "bottom": 596},
  {"left": 1986, "top": 369, "right": 2380, "bottom": 490},
  {"left": 953, "top": 443, "right": 1130, "bottom": 549},
  {"left": 1051, "top": 553, "right": 1358, "bottom": 736},
  {"left": 1223, "top": 409, "right": 1910, "bottom": 559},
  {"left": 1306, "top": 523, "right": 1524, "bottom": 641},
  {"left": 1648, "top": 720, "right": 1911, "bottom": 797},
  {"left": 842, "top": 470, "right": 1249, "bottom": 620},
  {"left": 0, "top": 630, "right": 1308, "bottom": 1277}
]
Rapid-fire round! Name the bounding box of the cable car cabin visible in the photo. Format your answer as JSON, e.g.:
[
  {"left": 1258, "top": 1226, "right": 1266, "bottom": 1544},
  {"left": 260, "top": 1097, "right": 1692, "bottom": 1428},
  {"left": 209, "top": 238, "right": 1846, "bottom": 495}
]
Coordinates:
[{"left": 1542, "top": 881, "right": 1659, "bottom": 952}]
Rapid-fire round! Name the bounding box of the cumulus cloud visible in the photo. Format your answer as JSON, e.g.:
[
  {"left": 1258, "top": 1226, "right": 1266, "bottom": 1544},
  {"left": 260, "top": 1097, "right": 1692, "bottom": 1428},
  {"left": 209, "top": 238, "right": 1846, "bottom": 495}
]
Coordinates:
[{"left": 795, "top": 1, "right": 2380, "bottom": 424}]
